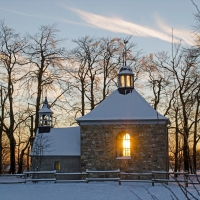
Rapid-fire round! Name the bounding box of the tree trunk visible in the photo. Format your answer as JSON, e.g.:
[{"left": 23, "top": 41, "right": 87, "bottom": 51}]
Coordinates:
[
  {"left": 183, "top": 138, "right": 189, "bottom": 172},
  {"left": 90, "top": 76, "right": 95, "bottom": 110},
  {"left": 81, "top": 80, "right": 85, "bottom": 116},
  {"left": 17, "top": 141, "right": 29, "bottom": 173},
  {"left": 174, "top": 107, "right": 179, "bottom": 173},
  {"left": 17, "top": 150, "right": 24, "bottom": 174},
  {"left": 193, "top": 97, "right": 199, "bottom": 173},
  {"left": 174, "top": 129, "right": 179, "bottom": 173},
  {"left": 34, "top": 75, "right": 42, "bottom": 136},
  {"left": 193, "top": 144, "right": 196, "bottom": 173},
  {"left": 0, "top": 87, "right": 3, "bottom": 174},
  {"left": 0, "top": 130, "right": 2, "bottom": 174},
  {"left": 9, "top": 136, "right": 16, "bottom": 174},
  {"left": 27, "top": 146, "right": 30, "bottom": 171}
]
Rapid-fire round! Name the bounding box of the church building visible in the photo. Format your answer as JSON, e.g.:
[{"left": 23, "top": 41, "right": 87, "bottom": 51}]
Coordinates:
[{"left": 31, "top": 66, "right": 169, "bottom": 174}]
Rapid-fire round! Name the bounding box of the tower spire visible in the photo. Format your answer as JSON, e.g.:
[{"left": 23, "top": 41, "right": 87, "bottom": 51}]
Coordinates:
[{"left": 38, "top": 97, "right": 53, "bottom": 133}]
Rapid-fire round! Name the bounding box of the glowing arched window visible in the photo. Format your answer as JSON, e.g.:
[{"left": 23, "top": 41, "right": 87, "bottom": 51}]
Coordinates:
[
  {"left": 123, "top": 133, "right": 130, "bottom": 156},
  {"left": 54, "top": 161, "right": 60, "bottom": 171}
]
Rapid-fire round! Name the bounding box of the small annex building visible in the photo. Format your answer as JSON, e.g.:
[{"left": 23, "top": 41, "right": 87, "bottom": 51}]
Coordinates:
[{"left": 31, "top": 66, "right": 169, "bottom": 175}]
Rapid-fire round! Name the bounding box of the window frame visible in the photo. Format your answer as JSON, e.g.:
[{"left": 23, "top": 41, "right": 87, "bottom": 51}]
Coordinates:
[
  {"left": 116, "top": 132, "right": 131, "bottom": 159},
  {"left": 120, "top": 75, "right": 133, "bottom": 88},
  {"left": 122, "top": 133, "right": 131, "bottom": 157},
  {"left": 54, "top": 161, "right": 61, "bottom": 171}
]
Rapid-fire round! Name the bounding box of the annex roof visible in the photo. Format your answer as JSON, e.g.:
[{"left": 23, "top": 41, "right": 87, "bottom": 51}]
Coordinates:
[
  {"left": 32, "top": 127, "right": 80, "bottom": 156},
  {"left": 77, "top": 89, "right": 168, "bottom": 125}
]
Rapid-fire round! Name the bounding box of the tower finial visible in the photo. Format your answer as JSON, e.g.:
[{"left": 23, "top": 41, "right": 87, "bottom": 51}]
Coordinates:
[
  {"left": 43, "top": 96, "right": 50, "bottom": 109},
  {"left": 123, "top": 40, "right": 128, "bottom": 66},
  {"left": 44, "top": 96, "right": 48, "bottom": 104}
]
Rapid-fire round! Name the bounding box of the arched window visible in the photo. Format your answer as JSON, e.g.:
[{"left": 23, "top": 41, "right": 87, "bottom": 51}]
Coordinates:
[
  {"left": 116, "top": 133, "right": 131, "bottom": 158},
  {"left": 54, "top": 161, "right": 60, "bottom": 171},
  {"left": 123, "top": 133, "right": 130, "bottom": 156}
]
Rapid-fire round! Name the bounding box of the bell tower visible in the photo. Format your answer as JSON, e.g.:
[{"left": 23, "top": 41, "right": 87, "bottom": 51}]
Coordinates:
[
  {"left": 38, "top": 97, "right": 53, "bottom": 133},
  {"left": 118, "top": 66, "right": 134, "bottom": 95}
]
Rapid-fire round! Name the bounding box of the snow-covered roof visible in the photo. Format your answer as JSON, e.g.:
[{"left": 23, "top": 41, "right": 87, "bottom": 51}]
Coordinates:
[
  {"left": 38, "top": 104, "right": 53, "bottom": 113},
  {"left": 77, "top": 89, "right": 168, "bottom": 125},
  {"left": 118, "top": 66, "right": 133, "bottom": 75},
  {"left": 32, "top": 127, "right": 80, "bottom": 156}
]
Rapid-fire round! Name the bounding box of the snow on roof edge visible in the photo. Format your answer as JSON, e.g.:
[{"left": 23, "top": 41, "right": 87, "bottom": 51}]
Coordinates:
[{"left": 76, "top": 89, "right": 168, "bottom": 122}]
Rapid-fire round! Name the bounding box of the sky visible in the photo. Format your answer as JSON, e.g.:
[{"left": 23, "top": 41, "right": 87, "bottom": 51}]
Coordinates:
[{"left": 0, "top": 0, "right": 200, "bottom": 54}]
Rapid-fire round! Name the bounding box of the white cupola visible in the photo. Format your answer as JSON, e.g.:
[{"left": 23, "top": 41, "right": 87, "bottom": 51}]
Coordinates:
[
  {"left": 38, "top": 97, "right": 53, "bottom": 133},
  {"left": 118, "top": 66, "right": 134, "bottom": 95}
]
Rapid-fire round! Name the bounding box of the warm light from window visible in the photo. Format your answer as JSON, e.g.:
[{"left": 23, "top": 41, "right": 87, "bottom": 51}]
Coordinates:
[
  {"left": 130, "top": 76, "right": 134, "bottom": 87},
  {"left": 54, "top": 161, "right": 60, "bottom": 171},
  {"left": 120, "top": 76, "right": 125, "bottom": 87},
  {"left": 123, "top": 133, "right": 130, "bottom": 156},
  {"left": 126, "top": 75, "right": 130, "bottom": 87}
]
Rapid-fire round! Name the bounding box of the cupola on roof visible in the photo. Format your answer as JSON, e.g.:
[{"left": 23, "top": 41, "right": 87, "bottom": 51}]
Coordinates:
[
  {"left": 38, "top": 97, "right": 53, "bottom": 132},
  {"left": 118, "top": 66, "right": 133, "bottom": 75},
  {"left": 118, "top": 66, "right": 134, "bottom": 94}
]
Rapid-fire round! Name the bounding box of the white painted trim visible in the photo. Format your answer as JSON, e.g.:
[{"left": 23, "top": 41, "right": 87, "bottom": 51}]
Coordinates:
[
  {"left": 116, "top": 156, "right": 131, "bottom": 160},
  {"left": 78, "top": 119, "right": 168, "bottom": 125}
]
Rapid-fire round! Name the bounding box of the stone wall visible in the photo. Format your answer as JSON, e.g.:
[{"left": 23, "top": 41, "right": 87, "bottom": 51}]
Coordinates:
[
  {"left": 40, "top": 156, "right": 80, "bottom": 172},
  {"left": 32, "top": 156, "right": 81, "bottom": 180},
  {"left": 81, "top": 124, "right": 168, "bottom": 173}
]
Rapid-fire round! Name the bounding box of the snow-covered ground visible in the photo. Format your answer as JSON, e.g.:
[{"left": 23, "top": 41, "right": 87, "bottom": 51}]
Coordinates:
[{"left": 0, "top": 177, "right": 199, "bottom": 200}]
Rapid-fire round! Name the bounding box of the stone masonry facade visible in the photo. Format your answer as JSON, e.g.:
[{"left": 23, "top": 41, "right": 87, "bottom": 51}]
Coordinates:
[
  {"left": 40, "top": 156, "right": 80, "bottom": 172},
  {"left": 32, "top": 156, "right": 81, "bottom": 180},
  {"left": 81, "top": 124, "right": 168, "bottom": 173}
]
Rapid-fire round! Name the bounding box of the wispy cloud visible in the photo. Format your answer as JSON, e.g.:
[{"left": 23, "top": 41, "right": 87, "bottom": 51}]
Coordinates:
[
  {"left": 57, "top": 17, "right": 86, "bottom": 27},
  {"left": 65, "top": 6, "right": 193, "bottom": 45},
  {"left": 0, "top": 7, "right": 57, "bottom": 21},
  {"left": 155, "top": 16, "right": 194, "bottom": 46},
  {"left": 0, "top": 6, "right": 80, "bottom": 27},
  {"left": 0, "top": 7, "right": 38, "bottom": 17}
]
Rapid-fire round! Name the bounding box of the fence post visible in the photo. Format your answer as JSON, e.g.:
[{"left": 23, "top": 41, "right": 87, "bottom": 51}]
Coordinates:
[
  {"left": 152, "top": 172, "right": 154, "bottom": 186},
  {"left": 54, "top": 171, "right": 57, "bottom": 183},
  {"left": 118, "top": 169, "right": 121, "bottom": 185},
  {"left": 23, "top": 172, "right": 27, "bottom": 183},
  {"left": 185, "top": 172, "right": 188, "bottom": 187},
  {"left": 86, "top": 169, "right": 89, "bottom": 183}
]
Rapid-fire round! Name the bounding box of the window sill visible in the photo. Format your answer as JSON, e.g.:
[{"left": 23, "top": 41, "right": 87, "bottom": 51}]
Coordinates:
[{"left": 116, "top": 156, "right": 131, "bottom": 160}]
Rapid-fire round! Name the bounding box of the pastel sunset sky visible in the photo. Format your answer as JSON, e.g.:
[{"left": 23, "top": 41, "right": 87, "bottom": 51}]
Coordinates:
[{"left": 0, "top": 0, "right": 199, "bottom": 53}]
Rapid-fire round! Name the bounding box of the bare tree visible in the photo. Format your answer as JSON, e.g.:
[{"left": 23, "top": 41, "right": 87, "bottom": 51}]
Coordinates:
[
  {"left": 31, "top": 134, "right": 51, "bottom": 171},
  {"left": 0, "top": 86, "right": 8, "bottom": 174},
  {"left": 0, "top": 21, "right": 28, "bottom": 173},
  {"left": 64, "top": 36, "right": 141, "bottom": 119},
  {"left": 100, "top": 37, "right": 141, "bottom": 100},
  {"left": 99, "top": 37, "right": 120, "bottom": 100},
  {"left": 23, "top": 24, "right": 66, "bottom": 137},
  {"left": 153, "top": 44, "right": 200, "bottom": 173},
  {"left": 141, "top": 54, "right": 170, "bottom": 110}
]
